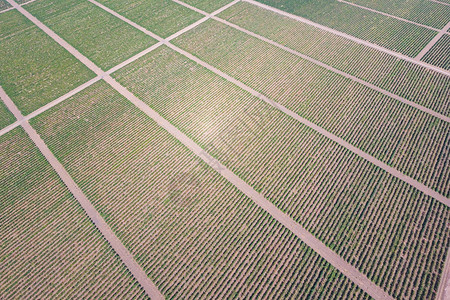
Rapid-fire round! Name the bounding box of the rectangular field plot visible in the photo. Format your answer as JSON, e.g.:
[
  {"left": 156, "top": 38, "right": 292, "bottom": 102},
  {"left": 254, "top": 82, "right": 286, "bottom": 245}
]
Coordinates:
[
  {"left": 254, "top": 0, "right": 437, "bottom": 57},
  {"left": 181, "top": 0, "right": 235, "bottom": 12},
  {"left": 218, "top": 1, "right": 450, "bottom": 116},
  {"left": 0, "top": 128, "right": 147, "bottom": 299},
  {"left": 30, "top": 80, "right": 370, "bottom": 299},
  {"left": 26, "top": 0, "right": 157, "bottom": 71},
  {"left": 345, "top": 0, "right": 450, "bottom": 29},
  {"left": 112, "top": 46, "right": 450, "bottom": 300},
  {"left": 0, "top": 100, "right": 16, "bottom": 130},
  {"left": 422, "top": 34, "right": 450, "bottom": 70},
  {"left": 0, "top": 10, "right": 95, "bottom": 115},
  {"left": 94, "top": 0, "right": 203, "bottom": 38},
  {"left": 173, "top": 20, "right": 450, "bottom": 197}
]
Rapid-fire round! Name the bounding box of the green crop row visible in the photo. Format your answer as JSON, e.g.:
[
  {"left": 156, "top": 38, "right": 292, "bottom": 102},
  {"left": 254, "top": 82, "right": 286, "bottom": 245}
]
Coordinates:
[
  {"left": 0, "top": 10, "right": 95, "bottom": 115},
  {"left": 218, "top": 2, "right": 450, "bottom": 116},
  {"left": 345, "top": 0, "right": 450, "bottom": 29},
  {"left": 0, "top": 128, "right": 148, "bottom": 299},
  {"left": 26, "top": 0, "right": 157, "bottom": 71},
  {"left": 30, "top": 80, "right": 371, "bottom": 299},
  {"left": 172, "top": 19, "right": 450, "bottom": 197},
  {"left": 422, "top": 35, "right": 450, "bottom": 70},
  {"left": 112, "top": 46, "right": 450, "bottom": 299},
  {"left": 94, "top": 0, "right": 203, "bottom": 38},
  {"left": 253, "top": 0, "right": 437, "bottom": 57}
]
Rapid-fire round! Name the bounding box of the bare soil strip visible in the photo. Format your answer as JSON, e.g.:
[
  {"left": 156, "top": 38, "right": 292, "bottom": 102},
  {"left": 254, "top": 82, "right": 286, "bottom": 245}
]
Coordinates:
[
  {"left": 6, "top": 0, "right": 394, "bottom": 298},
  {"left": 0, "top": 85, "right": 164, "bottom": 300},
  {"left": 416, "top": 21, "right": 450, "bottom": 60},
  {"left": 337, "top": 0, "right": 444, "bottom": 32},
  {"left": 244, "top": 0, "right": 450, "bottom": 77}
]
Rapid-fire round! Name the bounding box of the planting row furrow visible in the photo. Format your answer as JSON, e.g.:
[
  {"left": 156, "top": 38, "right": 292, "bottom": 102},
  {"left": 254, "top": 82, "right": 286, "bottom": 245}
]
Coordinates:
[
  {"left": 112, "top": 46, "right": 450, "bottom": 299},
  {"left": 30, "top": 80, "right": 371, "bottom": 299}
]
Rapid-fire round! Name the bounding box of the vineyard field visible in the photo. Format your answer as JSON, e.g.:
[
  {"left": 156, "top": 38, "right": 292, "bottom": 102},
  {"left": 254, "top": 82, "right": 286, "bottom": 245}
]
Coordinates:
[
  {"left": 94, "top": 0, "right": 203, "bottom": 38},
  {"left": 345, "top": 0, "right": 450, "bottom": 29},
  {"left": 30, "top": 80, "right": 371, "bottom": 299},
  {"left": 172, "top": 20, "right": 450, "bottom": 197},
  {"left": 25, "top": 0, "right": 157, "bottom": 71},
  {"left": 181, "top": 0, "right": 235, "bottom": 12},
  {"left": 0, "top": 128, "right": 148, "bottom": 299},
  {"left": 218, "top": 1, "right": 450, "bottom": 116},
  {"left": 422, "top": 34, "right": 450, "bottom": 70},
  {"left": 112, "top": 46, "right": 450, "bottom": 300},
  {"left": 253, "top": 0, "right": 437, "bottom": 57},
  {"left": 0, "top": 10, "right": 95, "bottom": 115}
]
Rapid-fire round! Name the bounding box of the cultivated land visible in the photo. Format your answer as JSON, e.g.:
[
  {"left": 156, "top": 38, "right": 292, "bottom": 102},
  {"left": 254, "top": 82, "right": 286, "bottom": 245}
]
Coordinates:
[
  {"left": 94, "top": 0, "right": 203, "bottom": 38},
  {"left": 0, "top": 10, "right": 95, "bottom": 115},
  {"left": 30, "top": 81, "right": 371, "bottom": 299},
  {"left": 0, "top": 0, "right": 449, "bottom": 299},
  {"left": 113, "top": 46, "right": 450, "bottom": 300},
  {"left": 0, "top": 128, "right": 148, "bottom": 299}
]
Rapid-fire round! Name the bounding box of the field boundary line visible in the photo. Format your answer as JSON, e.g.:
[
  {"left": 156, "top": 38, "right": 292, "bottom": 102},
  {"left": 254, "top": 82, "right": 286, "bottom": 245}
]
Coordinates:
[
  {"left": 416, "top": 21, "right": 450, "bottom": 60},
  {"left": 337, "top": 0, "right": 445, "bottom": 32},
  {"left": 8, "top": 0, "right": 394, "bottom": 298},
  {"left": 0, "top": 85, "right": 164, "bottom": 300},
  {"left": 210, "top": 17, "right": 449, "bottom": 122},
  {"left": 102, "top": 73, "right": 394, "bottom": 300},
  {"left": 243, "top": 0, "right": 450, "bottom": 77},
  {"left": 437, "top": 245, "right": 450, "bottom": 300}
]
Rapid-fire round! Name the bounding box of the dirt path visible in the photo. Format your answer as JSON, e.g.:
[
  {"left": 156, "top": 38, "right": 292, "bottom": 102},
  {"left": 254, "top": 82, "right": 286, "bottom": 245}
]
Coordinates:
[
  {"left": 244, "top": 0, "right": 450, "bottom": 77},
  {"left": 416, "top": 21, "right": 450, "bottom": 60},
  {"left": 337, "top": 0, "right": 443, "bottom": 32}
]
